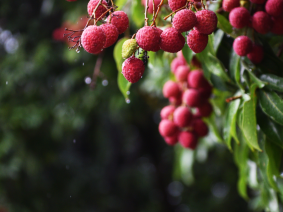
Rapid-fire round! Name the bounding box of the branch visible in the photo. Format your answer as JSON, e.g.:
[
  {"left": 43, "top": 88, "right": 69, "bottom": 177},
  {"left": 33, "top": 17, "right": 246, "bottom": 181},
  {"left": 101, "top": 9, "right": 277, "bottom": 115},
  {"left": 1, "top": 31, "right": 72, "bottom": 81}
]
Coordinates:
[
  {"left": 225, "top": 95, "right": 242, "bottom": 103},
  {"left": 90, "top": 53, "right": 104, "bottom": 90}
]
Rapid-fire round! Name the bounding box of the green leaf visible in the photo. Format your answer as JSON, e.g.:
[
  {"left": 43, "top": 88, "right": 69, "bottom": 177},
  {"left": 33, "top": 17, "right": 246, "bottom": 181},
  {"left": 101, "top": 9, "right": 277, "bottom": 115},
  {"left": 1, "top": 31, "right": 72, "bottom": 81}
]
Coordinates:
[
  {"left": 257, "top": 108, "right": 283, "bottom": 149},
  {"left": 204, "top": 114, "right": 223, "bottom": 143},
  {"left": 216, "top": 13, "right": 232, "bottom": 34},
  {"left": 245, "top": 70, "right": 266, "bottom": 89},
  {"left": 115, "top": 0, "right": 128, "bottom": 8},
  {"left": 114, "top": 38, "right": 131, "bottom": 99},
  {"left": 242, "top": 84, "right": 261, "bottom": 151},
  {"left": 229, "top": 51, "right": 244, "bottom": 90},
  {"left": 182, "top": 44, "right": 193, "bottom": 64},
  {"left": 213, "top": 29, "right": 224, "bottom": 54},
  {"left": 258, "top": 90, "right": 283, "bottom": 126},
  {"left": 260, "top": 74, "right": 283, "bottom": 92},
  {"left": 131, "top": 0, "right": 145, "bottom": 28}
]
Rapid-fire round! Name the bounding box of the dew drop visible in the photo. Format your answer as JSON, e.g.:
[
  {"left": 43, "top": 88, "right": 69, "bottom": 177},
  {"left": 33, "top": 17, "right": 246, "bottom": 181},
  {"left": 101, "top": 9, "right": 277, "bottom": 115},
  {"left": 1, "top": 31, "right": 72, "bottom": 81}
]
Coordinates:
[
  {"left": 82, "top": 63, "right": 84, "bottom": 66},
  {"left": 76, "top": 49, "right": 80, "bottom": 53},
  {"left": 126, "top": 98, "right": 131, "bottom": 104},
  {"left": 126, "top": 91, "right": 130, "bottom": 95},
  {"left": 84, "top": 77, "right": 92, "bottom": 84},
  {"left": 6, "top": 81, "right": 8, "bottom": 85},
  {"left": 102, "top": 80, "right": 108, "bottom": 86}
]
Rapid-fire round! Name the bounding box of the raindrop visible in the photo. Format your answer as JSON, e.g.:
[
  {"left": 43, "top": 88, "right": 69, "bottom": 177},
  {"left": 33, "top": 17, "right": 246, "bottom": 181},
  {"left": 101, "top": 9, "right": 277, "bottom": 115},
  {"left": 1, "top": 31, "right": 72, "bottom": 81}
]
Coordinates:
[
  {"left": 82, "top": 63, "right": 84, "bottom": 66},
  {"left": 6, "top": 81, "right": 8, "bottom": 85},
  {"left": 126, "top": 98, "right": 131, "bottom": 104},
  {"left": 141, "top": 76, "right": 143, "bottom": 78},
  {"left": 102, "top": 80, "right": 108, "bottom": 86},
  {"left": 4, "top": 37, "right": 19, "bottom": 54},
  {"left": 126, "top": 91, "right": 130, "bottom": 95},
  {"left": 76, "top": 48, "right": 80, "bottom": 53},
  {"left": 73, "top": 139, "right": 76, "bottom": 144},
  {"left": 84, "top": 77, "right": 92, "bottom": 84}
]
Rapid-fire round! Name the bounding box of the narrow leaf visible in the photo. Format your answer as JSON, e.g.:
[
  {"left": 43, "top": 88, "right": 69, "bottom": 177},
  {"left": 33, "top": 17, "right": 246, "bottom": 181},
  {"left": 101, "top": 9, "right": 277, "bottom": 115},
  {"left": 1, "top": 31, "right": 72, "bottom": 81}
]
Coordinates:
[
  {"left": 216, "top": 13, "right": 232, "bottom": 34},
  {"left": 213, "top": 29, "right": 224, "bottom": 53},
  {"left": 182, "top": 43, "right": 193, "bottom": 64},
  {"left": 260, "top": 74, "right": 283, "bottom": 92}
]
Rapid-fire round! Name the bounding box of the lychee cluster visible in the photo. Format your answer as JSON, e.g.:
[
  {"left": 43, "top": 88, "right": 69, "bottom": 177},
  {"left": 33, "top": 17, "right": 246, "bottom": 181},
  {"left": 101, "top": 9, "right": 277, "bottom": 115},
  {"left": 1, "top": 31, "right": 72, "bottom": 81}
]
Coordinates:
[{"left": 159, "top": 52, "right": 213, "bottom": 149}]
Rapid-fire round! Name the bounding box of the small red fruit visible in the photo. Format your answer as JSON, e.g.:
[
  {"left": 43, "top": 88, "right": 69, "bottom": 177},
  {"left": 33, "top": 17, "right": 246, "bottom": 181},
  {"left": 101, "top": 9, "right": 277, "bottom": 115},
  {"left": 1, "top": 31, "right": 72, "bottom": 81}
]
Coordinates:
[
  {"left": 164, "top": 135, "right": 179, "bottom": 146},
  {"left": 122, "top": 56, "right": 145, "bottom": 83},
  {"left": 87, "top": 0, "right": 108, "bottom": 19},
  {"left": 175, "top": 65, "right": 190, "bottom": 82},
  {"left": 169, "top": 96, "right": 182, "bottom": 106},
  {"left": 171, "top": 57, "right": 187, "bottom": 73},
  {"left": 160, "top": 27, "right": 185, "bottom": 53},
  {"left": 222, "top": 0, "right": 240, "bottom": 12},
  {"left": 192, "top": 119, "right": 209, "bottom": 137},
  {"left": 163, "top": 81, "right": 181, "bottom": 98},
  {"left": 183, "top": 89, "right": 203, "bottom": 107},
  {"left": 179, "top": 131, "right": 199, "bottom": 149},
  {"left": 159, "top": 120, "right": 178, "bottom": 137},
  {"left": 81, "top": 25, "right": 106, "bottom": 54},
  {"left": 250, "top": 0, "right": 266, "bottom": 3},
  {"left": 173, "top": 9, "right": 197, "bottom": 33},
  {"left": 196, "top": 102, "right": 213, "bottom": 117},
  {"left": 271, "top": 17, "right": 283, "bottom": 34},
  {"left": 136, "top": 26, "right": 161, "bottom": 51},
  {"left": 252, "top": 11, "right": 272, "bottom": 34},
  {"left": 233, "top": 35, "right": 253, "bottom": 56},
  {"left": 187, "top": 70, "right": 209, "bottom": 89},
  {"left": 247, "top": 45, "right": 264, "bottom": 64},
  {"left": 107, "top": 11, "right": 129, "bottom": 34},
  {"left": 173, "top": 106, "right": 192, "bottom": 128},
  {"left": 187, "top": 30, "right": 208, "bottom": 53},
  {"left": 195, "top": 10, "right": 218, "bottom": 35},
  {"left": 198, "top": 86, "right": 212, "bottom": 99},
  {"left": 160, "top": 105, "right": 175, "bottom": 120},
  {"left": 265, "top": 0, "right": 283, "bottom": 17},
  {"left": 229, "top": 7, "right": 251, "bottom": 29},
  {"left": 151, "top": 27, "right": 163, "bottom": 52},
  {"left": 168, "top": 0, "right": 187, "bottom": 11},
  {"left": 99, "top": 24, "right": 119, "bottom": 48}
]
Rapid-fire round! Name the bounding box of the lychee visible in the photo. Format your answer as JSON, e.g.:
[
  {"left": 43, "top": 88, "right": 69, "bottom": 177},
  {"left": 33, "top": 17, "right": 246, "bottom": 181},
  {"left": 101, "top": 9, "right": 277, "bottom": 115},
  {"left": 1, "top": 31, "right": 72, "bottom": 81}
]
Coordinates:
[
  {"left": 252, "top": 11, "right": 272, "bottom": 34},
  {"left": 175, "top": 65, "right": 190, "bottom": 82},
  {"left": 151, "top": 27, "right": 163, "bottom": 52},
  {"left": 173, "top": 9, "right": 197, "bottom": 33},
  {"left": 222, "top": 0, "right": 240, "bottom": 12},
  {"left": 168, "top": 0, "right": 187, "bottom": 11},
  {"left": 192, "top": 119, "right": 209, "bottom": 137},
  {"left": 233, "top": 35, "right": 253, "bottom": 56},
  {"left": 107, "top": 11, "right": 129, "bottom": 34},
  {"left": 271, "top": 17, "right": 283, "bottom": 34},
  {"left": 173, "top": 106, "right": 192, "bottom": 127},
  {"left": 247, "top": 44, "right": 264, "bottom": 64},
  {"left": 159, "top": 119, "right": 179, "bottom": 137},
  {"left": 163, "top": 81, "right": 181, "bottom": 98},
  {"left": 183, "top": 89, "right": 203, "bottom": 107},
  {"left": 136, "top": 26, "right": 161, "bottom": 51},
  {"left": 187, "top": 30, "right": 208, "bottom": 53},
  {"left": 198, "top": 86, "right": 212, "bottom": 99},
  {"left": 265, "top": 0, "right": 283, "bottom": 17},
  {"left": 179, "top": 131, "right": 198, "bottom": 149},
  {"left": 122, "top": 56, "right": 145, "bottom": 83},
  {"left": 195, "top": 10, "right": 218, "bottom": 35},
  {"left": 164, "top": 134, "right": 179, "bottom": 146},
  {"left": 160, "top": 105, "right": 175, "bottom": 120},
  {"left": 122, "top": 39, "right": 138, "bottom": 59},
  {"left": 87, "top": 0, "right": 108, "bottom": 19},
  {"left": 250, "top": 0, "right": 266, "bottom": 4},
  {"left": 229, "top": 7, "right": 251, "bottom": 29},
  {"left": 187, "top": 70, "right": 209, "bottom": 89},
  {"left": 171, "top": 57, "right": 187, "bottom": 73},
  {"left": 160, "top": 27, "right": 185, "bottom": 53},
  {"left": 169, "top": 96, "right": 182, "bottom": 106},
  {"left": 81, "top": 25, "right": 106, "bottom": 54},
  {"left": 100, "top": 24, "right": 119, "bottom": 48},
  {"left": 196, "top": 102, "right": 213, "bottom": 117},
  {"left": 142, "top": 0, "right": 162, "bottom": 14},
  {"left": 52, "top": 27, "right": 67, "bottom": 42}
]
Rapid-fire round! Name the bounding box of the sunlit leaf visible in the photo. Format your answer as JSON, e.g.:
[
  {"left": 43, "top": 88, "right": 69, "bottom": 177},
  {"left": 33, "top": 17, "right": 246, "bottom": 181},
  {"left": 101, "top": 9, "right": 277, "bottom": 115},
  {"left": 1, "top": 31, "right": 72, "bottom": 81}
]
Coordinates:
[{"left": 260, "top": 74, "right": 283, "bottom": 92}]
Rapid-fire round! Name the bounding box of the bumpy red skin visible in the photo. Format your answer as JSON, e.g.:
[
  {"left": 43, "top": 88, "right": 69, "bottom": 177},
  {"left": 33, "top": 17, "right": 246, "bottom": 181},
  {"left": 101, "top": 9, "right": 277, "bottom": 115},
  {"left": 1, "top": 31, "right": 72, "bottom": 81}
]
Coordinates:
[
  {"left": 252, "top": 11, "right": 272, "bottom": 34},
  {"left": 187, "top": 30, "right": 208, "bottom": 53},
  {"left": 99, "top": 24, "right": 119, "bottom": 48},
  {"left": 122, "top": 56, "right": 145, "bottom": 83},
  {"left": 173, "top": 9, "right": 197, "bottom": 33},
  {"left": 160, "top": 27, "right": 185, "bottom": 53},
  {"left": 159, "top": 120, "right": 178, "bottom": 137},
  {"left": 265, "top": 0, "right": 283, "bottom": 17},
  {"left": 271, "top": 17, "right": 283, "bottom": 34},
  {"left": 107, "top": 11, "right": 129, "bottom": 34},
  {"left": 247, "top": 45, "right": 264, "bottom": 64},
  {"left": 192, "top": 119, "right": 209, "bottom": 137},
  {"left": 171, "top": 57, "right": 187, "bottom": 73},
  {"left": 233, "top": 36, "right": 253, "bottom": 56},
  {"left": 250, "top": 0, "right": 266, "bottom": 3},
  {"left": 229, "top": 7, "right": 251, "bottom": 29},
  {"left": 151, "top": 28, "right": 163, "bottom": 52},
  {"left": 222, "top": 0, "right": 240, "bottom": 12},
  {"left": 142, "top": 0, "right": 162, "bottom": 14},
  {"left": 87, "top": 0, "right": 108, "bottom": 19},
  {"left": 187, "top": 70, "right": 209, "bottom": 89},
  {"left": 183, "top": 89, "right": 203, "bottom": 107},
  {"left": 179, "top": 131, "right": 198, "bottom": 149},
  {"left": 195, "top": 10, "right": 218, "bottom": 35},
  {"left": 136, "top": 26, "right": 161, "bottom": 51},
  {"left": 81, "top": 25, "right": 106, "bottom": 54},
  {"left": 175, "top": 65, "right": 190, "bottom": 82},
  {"left": 173, "top": 106, "right": 192, "bottom": 128},
  {"left": 196, "top": 102, "right": 213, "bottom": 117},
  {"left": 163, "top": 81, "right": 181, "bottom": 98},
  {"left": 168, "top": 0, "right": 187, "bottom": 11},
  {"left": 160, "top": 105, "right": 175, "bottom": 120}
]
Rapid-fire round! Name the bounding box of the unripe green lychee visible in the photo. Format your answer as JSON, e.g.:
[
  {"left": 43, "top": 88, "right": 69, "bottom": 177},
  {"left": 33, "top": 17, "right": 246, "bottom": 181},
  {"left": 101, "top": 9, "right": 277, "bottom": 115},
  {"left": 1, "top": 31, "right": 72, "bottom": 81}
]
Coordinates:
[{"left": 122, "top": 39, "right": 138, "bottom": 59}]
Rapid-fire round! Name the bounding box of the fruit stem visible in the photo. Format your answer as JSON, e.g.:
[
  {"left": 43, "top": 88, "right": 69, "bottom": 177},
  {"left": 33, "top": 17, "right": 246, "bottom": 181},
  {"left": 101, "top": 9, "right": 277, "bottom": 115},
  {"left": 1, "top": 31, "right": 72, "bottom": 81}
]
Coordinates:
[
  {"left": 150, "top": 0, "right": 164, "bottom": 26},
  {"left": 145, "top": 0, "right": 149, "bottom": 26},
  {"left": 163, "top": 5, "right": 187, "bottom": 20},
  {"left": 225, "top": 95, "right": 242, "bottom": 103},
  {"left": 90, "top": 52, "right": 104, "bottom": 90}
]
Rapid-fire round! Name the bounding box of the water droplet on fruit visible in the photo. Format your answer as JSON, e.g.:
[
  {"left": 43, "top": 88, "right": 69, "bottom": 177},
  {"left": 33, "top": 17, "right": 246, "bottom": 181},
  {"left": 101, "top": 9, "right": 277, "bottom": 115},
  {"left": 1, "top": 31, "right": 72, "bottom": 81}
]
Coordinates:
[
  {"left": 76, "top": 49, "right": 80, "bottom": 53},
  {"left": 126, "top": 98, "right": 131, "bottom": 104},
  {"left": 102, "top": 80, "right": 108, "bottom": 86},
  {"left": 126, "top": 91, "right": 130, "bottom": 95}
]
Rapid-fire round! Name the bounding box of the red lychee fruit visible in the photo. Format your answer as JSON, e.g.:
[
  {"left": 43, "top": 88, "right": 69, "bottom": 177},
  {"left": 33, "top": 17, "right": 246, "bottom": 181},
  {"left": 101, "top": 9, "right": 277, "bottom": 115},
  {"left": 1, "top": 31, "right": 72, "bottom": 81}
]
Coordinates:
[
  {"left": 271, "top": 17, "right": 283, "bottom": 34},
  {"left": 198, "top": 86, "right": 212, "bottom": 99},
  {"left": 183, "top": 89, "right": 203, "bottom": 107},
  {"left": 229, "top": 7, "right": 251, "bottom": 29},
  {"left": 187, "top": 70, "right": 209, "bottom": 89},
  {"left": 192, "top": 119, "right": 209, "bottom": 137},
  {"left": 160, "top": 105, "right": 176, "bottom": 120},
  {"left": 187, "top": 30, "right": 208, "bottom": 53},
  {"left": 87, "top": 0, "right": 108, "bottom": 19},
  {"left": 175, "top": 65, "right": 190, "bottom": 82},
  {"left": 247, "top": 44, "right": 264, "bottom": 64},
  {"left": 173, "top": 9, "right": 197, "bottom": 33},
  {"left": 195, "top": 10, "right": 218, "bottom": 35},
  {"left": 171, "top": 57, "right": 187, "bottom": 73},
  {"left": 196, "top": 102, "right": 213, "bottom": 117},
  {"left": 142, "top": 0, "right": 162, "bottom": 14},
  {"left": 252, "top": 11, "right": 272, "bottom": 34},
  {"left": 160, "top": 27, "right": 185, "bottom": 53},
  {"left": 222, "top": 0, "right": 240, "bottom": 12},
  {"left": 99, "top": 24, "right": 119, "bottom": 48},
  {"left": 250, "top": 0, "right": 266, "bottom": 4},
  {"left": 81, "top": 25, "right": 106, "bottom": 54},
  {"left": 122, "top": 56, "right": 145, "bottom": 83},
  {"left": 159, "top": 119, "right": 178, "bottom": 137},
  {"left": 168, "top": 0, "right": 187, "bottom": 11},
  {"left": 52, "top": 27, "right": 66, "bottom": 42},
  {"left": 173, "top": 106, "right": 192, "bottom": 127},
  {"left": 179, "top": 131, "right": 198, "bottom": 149},
  {"left": 163, "top": 81, "right": 181, "bottom": 98},
  {"left": 233, "top": 35, "right": 253, "bottom": 56},
  {"left": 164, "top": 134, "right": 179, "bottom": 146},
  {"left": 151, "top": 27, "right": 163, "bottom": 52},
  {"left": 169, "top": 96, "right": 182, "bottom": 106},
  {"left": 107, "top": 11, "right": 129, "bottom": 34},
  {"left": 136, "top": 26, "right": 161, "bottom": 51},
  {"left": 265, "top": 0, "right": 283, "bottom": 17}
]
